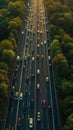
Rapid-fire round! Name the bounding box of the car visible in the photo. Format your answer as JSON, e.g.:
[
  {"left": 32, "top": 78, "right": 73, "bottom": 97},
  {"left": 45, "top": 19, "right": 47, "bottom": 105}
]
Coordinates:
[
  {"left": 27, "top": 28, "right": 30, "bottom": 31},
  {"left": 46, "top": 30, "right": 48, "bottom": 32},
  {"left": 48, "top": 47, "right": 50, "bottom": 51},
  {"left": 37, "top": 84, "right": 40, "bottom": 90},
  {"left": 37, "top": 112, "right": 41, "bottom": 121},
  {"left": 31, "top": 73, "right": 34, "bottom": 77},
  {"left": 37, "top": 30, "right": 40, "bottom": 33},
  {"left": 37, "top": 44, "right": 40, "bottom": 47},
  {"left": 44, "top": 40, "right": 46, "bottom": 44},
  {"left": 41, "top": 42, "right": 43, "bottom": 45},
  {"left": 23, "top": 65, "right": 25, "bottom": 69},
  {"left": 29, "top": 118, "right": 33, "bottom": 128},
  {"left": 37, "top": 37, "right": 39, "bottom": 40},
  {"left": 17, "top": 117, "right": 21, "bottom": 127},
  {"left": 26, "top": 76, "right": 29, "bottom": 81},
  {"left": 41, "top": 100, "right": 46, "bottom": 108},
  {"left": 41, "top": 55, "right": 44, "bottom": 58},
  {"left": 43, "top": 22, "right": 45, "bottom": 25},
  {"left": 37, "top": 54, "right": 40, "bottom": 58},
  {"left": 37, "top": 24, "right": 39, "bottom": 27},
  {"left": 37, "top": 69, "right": 40, "bottom": 74},
  {"left": 32, "top": 57, "right": 35, "bottom": 61},
  {"left": 46, "top": 77, "right": 49, "bottom": 82},
  {"left": 28, "top": 54, "right": 30, "bottom": 58},
  {"left": 21, "top": 31, "right": 24, "bottom": 34},
  {"left": 48, "top": 105, "right": 51, "bottom": 110},
  {"left": 15, "top": 66, "right": 18, "bottom": 71},
  {"left": 20, "top": 93, "right": 23, "bottom": 100},
  {"left": 24, "top": 56, "right": 27, "bottom": 60},
  {"left": 14, "top": 92, "right": 19, "bottom": 100},
  {"left": 40, "top": 31, "right": 43, "bottom": 34},
  {"left": 49, "top": 63, "right": 51, "bottom": 67},
  {"left": 48, "top": 55, "right": 51, "bottom": 60}
]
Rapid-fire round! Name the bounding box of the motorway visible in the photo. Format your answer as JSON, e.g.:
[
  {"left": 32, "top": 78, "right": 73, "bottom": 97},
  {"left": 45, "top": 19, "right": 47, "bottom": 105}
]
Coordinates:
[{"left": 5, "top": 0, "right": 60, "bottom": 130}]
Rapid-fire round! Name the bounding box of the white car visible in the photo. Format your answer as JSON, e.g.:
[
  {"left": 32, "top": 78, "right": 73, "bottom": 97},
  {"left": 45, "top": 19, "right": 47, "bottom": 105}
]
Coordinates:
[
  {"left": 20, "top": 93, "right": 23, "bottom": 100},
  {"left": 46, "top": 77, "right": 49, "bottom": 82},
  {"left": 15, "top": 92, "right": 19, "bottom": 99},
  {"left": 21, "top": 31, "right": 24, "bottom": 34},
  {"left": 37, "top": 69, "right": 40, "bottom": 74},
  {"left": 40, "top": 30, "right": 43, "bottom": 34},
  {"left": 44, "top": 40, "right": 46, "bottom": 44},
  {"left": 32, "top": 57, "right": 35, "bottom": 61},
  {"left": 37, "top": 54, "right": 39, "bottom": 58},
  {"left": 29, "top": 118, "right": 33, "bottom": 128},
  {"left": 41, "top": 42, "right": 43, "bottom": 45},
  {"left": 48, "top": 55, "right": 51, "bottom": 60},
  {"left": 12, "top": 86, "right": 15, "bottom": 90},
  {"left": 37, "top": 84, "right": 40, "bottom": 90},
  {"left": 37, "top": 44, "right": 40, "bottom": 47}
]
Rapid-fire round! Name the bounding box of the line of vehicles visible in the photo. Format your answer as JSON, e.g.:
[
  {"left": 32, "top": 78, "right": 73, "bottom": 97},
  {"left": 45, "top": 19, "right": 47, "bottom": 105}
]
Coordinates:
[{"left": 9, "top": 53, "right": 52, "bottom": 128}]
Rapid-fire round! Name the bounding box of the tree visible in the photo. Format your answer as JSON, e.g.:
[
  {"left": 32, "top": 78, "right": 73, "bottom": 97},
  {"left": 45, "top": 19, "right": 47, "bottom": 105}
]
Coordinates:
[
  {"left": 50, "top": 39, "right": 62, "bottom": 57},
  {"left": 53, "top": 53, "right": 69, "bottom": 78},
  {"left": 0, "top": 62, "right": 8, "bottom": 71},
  {"left": 8, "top": 1, "right": 26, "bottom": 17},
  {"left": 0, "top": 17, "right": 9, "bottom": 40},
  {"left": 2, "top": 49, "right": 15, "bottom": 65},
  {"left": 59, "top": 96, "right": 73, "bottom": 124},
  {"left": 63, "top": 113, "right": 73, "bottom": 130},
  {"left": 8, "top": 17, "right": 22, "bottom": 32},
  {"left": 0, "top": 39, "right": 14, "bottom": 51},
  {"left": 0, "top": 69, "right": 9, "bottom": 84},
  {"left": 61, "top": 80, "right": 73, "bottom": 97}
]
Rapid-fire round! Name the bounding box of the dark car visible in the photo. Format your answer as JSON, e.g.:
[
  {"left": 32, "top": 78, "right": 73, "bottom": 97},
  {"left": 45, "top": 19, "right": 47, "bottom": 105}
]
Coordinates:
[
  {"left": 17, "top": 117, "right": 21, "bottom": 127},
  {"left": 41, "top": 100, "right": 46, "bottom": 108}
]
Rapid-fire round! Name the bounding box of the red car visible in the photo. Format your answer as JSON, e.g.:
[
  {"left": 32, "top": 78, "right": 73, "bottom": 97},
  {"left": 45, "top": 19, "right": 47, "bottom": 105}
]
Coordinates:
[
  {"left": 17, "top": 117, "right": 21, "bottom": 127},
  {"left": 41, "top": 100, "right": 46, "bottom": 108}
]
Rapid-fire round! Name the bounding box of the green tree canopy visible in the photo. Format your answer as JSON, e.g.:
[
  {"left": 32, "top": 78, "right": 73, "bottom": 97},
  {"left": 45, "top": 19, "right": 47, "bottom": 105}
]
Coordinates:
[
  {"left": 2, "top": 49, "right": 15, "bottom": 65},
  {"left": 64, "top": 113, "right": 73, "bottom": 130},
  {"left": 0, "top": 39, "right": 14, "bottom": 51},
  {"left": 8, "top": 1, "right": 26, "bottom": 17},
  {"left": 8, "top": 17, "right": 22, "bottom": 31},
  {"left": 53, "top": 53, "right": 69, "bottom": 77},
  {"left": 50, "top": 39, "right": 62, "bottom": 57}
]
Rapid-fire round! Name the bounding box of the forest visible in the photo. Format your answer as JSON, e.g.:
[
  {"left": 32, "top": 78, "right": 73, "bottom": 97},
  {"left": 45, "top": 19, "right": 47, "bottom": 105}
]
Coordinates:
[
  {"left": 0, "top": 0, "right": 73, "bottom": 129},
  {"left": 46, "top": 0, "right": 73, "bottom": 130},
  {"left": 0, "top": 0, "right": 27, "bottom": 127}
]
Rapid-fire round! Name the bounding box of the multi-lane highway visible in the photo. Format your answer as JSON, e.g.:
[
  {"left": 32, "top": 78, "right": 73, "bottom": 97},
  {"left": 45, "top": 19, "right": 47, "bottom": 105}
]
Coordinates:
[{"left": 5, "top": 0, "right": 60, "bottom": 130}]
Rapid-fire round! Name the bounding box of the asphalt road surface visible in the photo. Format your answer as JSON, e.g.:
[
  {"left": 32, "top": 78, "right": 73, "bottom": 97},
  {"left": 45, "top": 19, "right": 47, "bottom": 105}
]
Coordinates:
[{"left": 5, "top": 0, "right": 60, "bottom": 130}]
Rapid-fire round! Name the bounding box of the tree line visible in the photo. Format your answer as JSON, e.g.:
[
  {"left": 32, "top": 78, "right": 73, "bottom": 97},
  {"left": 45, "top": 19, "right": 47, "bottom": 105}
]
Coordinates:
[{"left": 46, "top": 0, "right": 73, "bottom": 130}]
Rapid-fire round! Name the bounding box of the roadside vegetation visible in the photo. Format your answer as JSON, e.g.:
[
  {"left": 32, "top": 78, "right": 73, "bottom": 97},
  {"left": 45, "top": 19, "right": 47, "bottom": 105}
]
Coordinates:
[
  {"left": 46, "top": 0, "right": 73, "bottom": 130},
  {"left": 0, "top": 0, "right": 27, "bottom": 127}
]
